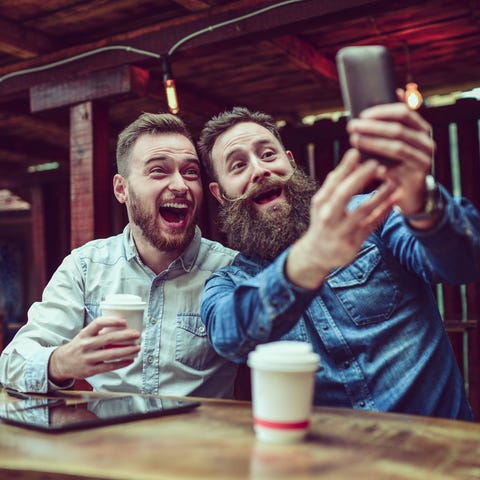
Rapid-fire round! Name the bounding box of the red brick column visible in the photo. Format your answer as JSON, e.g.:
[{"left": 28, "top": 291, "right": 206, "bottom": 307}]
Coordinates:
[{"left": 69, "top": 101, "right": 111, "bottom": 249}]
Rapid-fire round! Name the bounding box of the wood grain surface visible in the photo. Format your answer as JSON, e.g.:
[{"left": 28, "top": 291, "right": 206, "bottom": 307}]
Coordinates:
[{"left": 0, "top": 390, "right": 478, "bottom": 480}]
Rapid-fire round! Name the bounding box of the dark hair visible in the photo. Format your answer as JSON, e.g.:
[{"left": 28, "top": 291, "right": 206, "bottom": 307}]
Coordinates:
[
  {"left": 197, "top": 107, "right": 285, "bottom": 181},
  {"left": 116, "top": 112, "right": 194, "bottom": 177}
]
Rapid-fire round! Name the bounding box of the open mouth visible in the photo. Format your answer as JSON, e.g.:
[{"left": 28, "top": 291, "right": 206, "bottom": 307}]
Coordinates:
[
  {"left": 252, "top": 187, "right": 282, "bottom": 205},
  {"left": 159, "top": 202, "right": 189, "bottom": 224}
]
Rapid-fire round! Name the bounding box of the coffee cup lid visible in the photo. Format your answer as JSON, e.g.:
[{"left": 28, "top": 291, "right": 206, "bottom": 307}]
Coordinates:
[
  {"left": 247, "top": 341, "right": 320, "bottom": 372},
  {"left": 100, "top": 294, "right": 146, "bottom": 310}
]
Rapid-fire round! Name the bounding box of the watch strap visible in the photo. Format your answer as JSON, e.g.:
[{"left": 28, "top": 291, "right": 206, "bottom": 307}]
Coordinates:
[{"left": 402, "top": 175, "right": 445, "bottom": 222}]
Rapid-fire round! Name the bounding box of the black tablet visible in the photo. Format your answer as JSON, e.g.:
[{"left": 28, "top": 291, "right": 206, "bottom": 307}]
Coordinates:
[{"left": 0, "top": 395, "right": 200, "bottom": 432}]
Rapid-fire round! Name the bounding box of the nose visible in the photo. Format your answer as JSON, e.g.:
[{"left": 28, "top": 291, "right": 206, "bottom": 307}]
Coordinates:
[
  {"left": 250, "top": 158, "right": 271, "bottom": 184},
  {"left": 169, "top": 172, "right": 188, "bottom": 194}
]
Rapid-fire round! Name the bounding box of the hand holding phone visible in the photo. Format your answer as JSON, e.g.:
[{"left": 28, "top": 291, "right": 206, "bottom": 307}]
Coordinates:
[{"left": 336, "top": 45, "right": 398, "bottom": 164}]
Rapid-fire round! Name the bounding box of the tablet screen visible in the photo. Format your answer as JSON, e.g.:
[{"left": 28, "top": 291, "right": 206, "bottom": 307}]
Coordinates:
[{"left": 0, "top": 395, "right": 200, "bottom": 432}]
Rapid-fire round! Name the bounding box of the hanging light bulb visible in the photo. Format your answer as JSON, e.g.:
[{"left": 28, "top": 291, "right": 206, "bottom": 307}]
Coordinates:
[
  {"left": 402, "top": 43, "right": 423, "bottom": 111},
  {"left": 162, "top": 55, "right": 179, "bottom": 114},
  {"left": 164, "top": 78, "right": 179, "bottom": 114},
  {"left": 405, "top": 82, "right": 423, "bottom": 110}
]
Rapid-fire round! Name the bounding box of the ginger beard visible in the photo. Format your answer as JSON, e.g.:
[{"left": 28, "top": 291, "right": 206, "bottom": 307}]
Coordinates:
[
  {"left": 217, "top": 168, "right": 318, "bottom": 261},
  {"left": 128, "top": 185, "right": 198, "bottom": 252}
]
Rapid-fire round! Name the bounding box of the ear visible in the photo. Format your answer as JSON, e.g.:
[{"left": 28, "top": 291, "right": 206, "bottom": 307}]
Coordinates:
[
  {"left": 286, "top": 150, "right": 297, "bottom": 167},
  {"left": 113, "top": 174, "right": 127, "bottom": 204},
  {"left": 209, "top": 182, "right": 225, "bottom": 205}
]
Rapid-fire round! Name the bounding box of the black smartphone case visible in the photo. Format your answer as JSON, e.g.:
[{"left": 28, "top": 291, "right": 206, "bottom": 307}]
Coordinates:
[
  {"left": 336, "top": 45, "right": 397, "bottom": 118},
  {"left": 336, "top": 45, "right": 398, "bottom": 165}
]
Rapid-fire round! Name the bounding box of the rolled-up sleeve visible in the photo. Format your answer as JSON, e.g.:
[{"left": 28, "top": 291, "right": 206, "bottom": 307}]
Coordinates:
[
  {"left": 382, "top": 187, "right": 480, "bottom": 284},
  {"left": 0, "top": 254, "right": 85, "bottom": 393}
]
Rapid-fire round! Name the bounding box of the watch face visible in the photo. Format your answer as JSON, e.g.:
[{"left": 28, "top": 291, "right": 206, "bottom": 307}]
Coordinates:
[{"left": 425, "top": 174, "right": 436, "bottom": 192}]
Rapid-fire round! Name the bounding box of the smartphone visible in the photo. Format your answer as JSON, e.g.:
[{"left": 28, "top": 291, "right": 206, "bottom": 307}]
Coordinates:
[{"left": 336, "top": 45, "right": 398, "bottom": 164}]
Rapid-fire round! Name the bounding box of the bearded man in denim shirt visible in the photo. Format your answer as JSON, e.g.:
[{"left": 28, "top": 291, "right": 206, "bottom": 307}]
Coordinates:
[
  {"left": 198, "top": 105, "right": 480, "bottom": 420},
  {"left": 0, "top": 113, "right": 238, "bottom": 397}
]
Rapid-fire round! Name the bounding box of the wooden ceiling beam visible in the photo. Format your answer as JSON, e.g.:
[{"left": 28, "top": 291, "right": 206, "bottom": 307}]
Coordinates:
[
  {"left": 271, "top": 35, "right": 338, "bottom": 81},
  {"left": 0, "top": 0, "right": 381, "bottom": 96},
  {"left": 109, "top": 78, "right": 229, "bottom": 130},
  {"left": 171, "top": 0, "right": 212, "bottom": 11},
  {"left": 0, "top": 168, "right": 68, "bottom": 190},
  {"left": 0, "top": 136, "right": 67, "bottom": 179},
  {"left": 0, "top": 112, "right": 69, "bottom": 145},
  {"left": 0, "top": 15, "right": 56, "bottom": 59},
  {"left": 0, "top": 147, "right": 62, "bottom": 169},
  {"left": 176, "top": 84, "right": 228, "bottom": 118},
  {"left": 0, "top": 146, "right": 32, "bottom": 164},
  {"left": 30, "top": 65, "right": 150, "bottom": 113}
]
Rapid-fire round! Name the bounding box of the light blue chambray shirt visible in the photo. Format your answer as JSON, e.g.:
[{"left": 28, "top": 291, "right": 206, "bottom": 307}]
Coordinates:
[
  {"left": 0, "top": 225, "right": 239, "bottom": 398},
  {"left": 202, "top": 187, "right": 480, "bottom": 420}
]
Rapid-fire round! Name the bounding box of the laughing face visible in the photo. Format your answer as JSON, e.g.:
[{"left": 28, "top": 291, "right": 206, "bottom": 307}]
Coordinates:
[
  {"left": 209, "top": 122, "right": 318, "bottom": 260},
  {"left": 209, "top": 121, "right": 295, "bottom": 210},
  {"left": 114, "top": 132, "right": 202, "bottom": 255}
]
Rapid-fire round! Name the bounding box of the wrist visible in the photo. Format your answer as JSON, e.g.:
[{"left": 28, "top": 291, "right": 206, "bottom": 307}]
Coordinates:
[
  {"left": 286, "top": 239, "right": 329, "bottom": 290},
  {"left": 401, "top": 175, "right": 445, "bottom": 224},
  {"left": 48, "top": 347, "right": 69, "bottom": 383}
]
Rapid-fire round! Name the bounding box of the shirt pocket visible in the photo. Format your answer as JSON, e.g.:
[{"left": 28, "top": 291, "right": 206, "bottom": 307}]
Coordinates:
[
  {"left": 326, "top": 244, "right": 399, "bottom": 326},
  {"left": 176, "top": 313, "right": 219, "bottom": 370}
]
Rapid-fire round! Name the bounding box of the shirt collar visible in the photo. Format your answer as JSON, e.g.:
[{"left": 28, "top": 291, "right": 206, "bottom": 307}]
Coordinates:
[
  {"left": 123, "top": 224, "right": 137, "bottom": 261},
  {"left": 173, "top": 226, "right": 201, "bottom": 272}
]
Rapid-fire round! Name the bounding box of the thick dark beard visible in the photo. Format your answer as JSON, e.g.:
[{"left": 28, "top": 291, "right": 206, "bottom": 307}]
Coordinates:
[
  {"left": 217, "top": 169, "right": 318, "bottom": 261},
  {"left": 129, "top": 187, "right": 197, "bottom": 253}
]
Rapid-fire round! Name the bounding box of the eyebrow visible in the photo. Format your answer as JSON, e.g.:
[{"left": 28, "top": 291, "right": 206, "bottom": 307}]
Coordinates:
[
  {"left": 224, "top": 138, "right": 275, "bottom": 163},
  {"left": 144, "top": 156, "right": 200, "bottom": 166}
]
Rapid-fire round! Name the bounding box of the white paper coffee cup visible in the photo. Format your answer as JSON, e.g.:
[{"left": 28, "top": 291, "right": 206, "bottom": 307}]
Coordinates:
[
  {"left": 247, "top": 341, "right": 320, "bottom": 444},
  {"left": 100, "top": 294, "right": 146, "bottom": 344}
]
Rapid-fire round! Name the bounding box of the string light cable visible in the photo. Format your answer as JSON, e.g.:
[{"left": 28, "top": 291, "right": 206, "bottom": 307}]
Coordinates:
[
  {"left": 0, "top": 0, "right": 306, "bottom": 85},
  {"left": 167, "top": 0, "right": 306, "bottom": 57},
  {"left": 0, "top": 45, "right": 161, "bottom": 84}
]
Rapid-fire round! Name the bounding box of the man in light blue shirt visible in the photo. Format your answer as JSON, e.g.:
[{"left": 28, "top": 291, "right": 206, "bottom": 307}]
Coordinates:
[
  {"left": 197, "top": 105, "right": 480, "bottom": 420},
  {"left": 0, "top": 112, "right": 238, "bottom": 397}
]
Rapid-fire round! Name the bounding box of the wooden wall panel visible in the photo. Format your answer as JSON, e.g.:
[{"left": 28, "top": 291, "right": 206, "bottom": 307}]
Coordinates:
[
  {"left": 456, "top": 108, "right": 480, "bottom": 419},
  {"left": 430, "top": 121, "right": 465, "bottom": 375},
  {"left": 29, "top": 185, "right": 46, "bottom": 300}
]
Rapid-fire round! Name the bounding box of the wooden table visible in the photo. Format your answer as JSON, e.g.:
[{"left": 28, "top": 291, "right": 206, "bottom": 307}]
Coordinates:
[{"left": 0, "top": 389, "right": 479, "bottom": 480}]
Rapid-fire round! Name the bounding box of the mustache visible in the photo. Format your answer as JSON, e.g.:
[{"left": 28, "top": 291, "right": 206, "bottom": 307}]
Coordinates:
[
  {"left": 216, "top": 167, "right": 317, "bottom": 261},
  {"left": 221, "top": 170, "right": 296, "bottom": 204}
]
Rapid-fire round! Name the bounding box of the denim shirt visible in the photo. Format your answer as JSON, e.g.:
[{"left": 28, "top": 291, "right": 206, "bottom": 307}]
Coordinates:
[
  {"left": 201, "top": 188, "right": 480, "bottom": 420},
  {"left": 0, "top": 225, "right": 239, "bottom": 398}
]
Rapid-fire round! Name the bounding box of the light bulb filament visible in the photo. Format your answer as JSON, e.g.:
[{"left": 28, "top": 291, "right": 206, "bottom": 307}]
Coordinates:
[
  {"left": 164, "top": 78, "right": 179, "bottom": 114},
  {"left": 405, "top": 82, "right": 423, "bottom": 110}
]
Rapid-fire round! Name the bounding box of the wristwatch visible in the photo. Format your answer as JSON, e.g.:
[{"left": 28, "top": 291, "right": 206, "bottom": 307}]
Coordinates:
[{"left": 402, "top": 174, "right": 445, "bottom": 222}]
